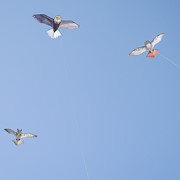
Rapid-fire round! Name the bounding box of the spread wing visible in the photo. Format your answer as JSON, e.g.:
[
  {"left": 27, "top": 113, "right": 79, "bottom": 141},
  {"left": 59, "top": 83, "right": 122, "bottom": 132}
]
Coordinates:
[
  {"left": 151, "top": 33, "right": 164, "bottom": 48},
  {"left": 60, "top": 20, "right": 80, "bottom": 29},
  {"left": 33, "top": 14, "right": 54, "bottom": 27},
  {"left": 4, "top": 129, "right": 16, "bottom": 136},
  {"left": 21, "top": 133, "right": 37, "bottom": 139},
  {"left": 129, "top": 46, "right": 147, "bottom": 56}
]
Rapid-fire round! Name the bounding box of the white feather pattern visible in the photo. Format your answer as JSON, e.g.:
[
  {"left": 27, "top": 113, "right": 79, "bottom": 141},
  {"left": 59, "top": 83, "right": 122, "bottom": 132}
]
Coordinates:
[
  {"left": 21, "top": 133, "right": 37, "bottom": 138},
  {"left": 47, "top": 29, "right": 62, "bottom": 39},
  {"left": 151, "top": 33, "right": 164, "bottom": 48},
  {"left": 129, "top": 46, "right": 147, "bottom": 56}
]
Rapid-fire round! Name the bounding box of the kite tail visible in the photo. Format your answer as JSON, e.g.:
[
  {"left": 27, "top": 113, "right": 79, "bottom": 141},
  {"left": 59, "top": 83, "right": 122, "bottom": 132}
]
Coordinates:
[
  {"left": 46, "top": 29, "right": 62, "bottom": 39},
  {"left": 13, "top": 139, "right": 24, "bottom": 146},
  {"left": 147, "top": 49, "right": 158, "bottom": 58}
]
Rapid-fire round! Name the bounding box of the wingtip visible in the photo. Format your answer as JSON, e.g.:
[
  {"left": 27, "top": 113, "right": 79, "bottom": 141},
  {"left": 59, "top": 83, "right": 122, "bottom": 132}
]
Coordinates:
[
  {"left": 72, "top": 21, "right": 80, "bottom": 28},
  {"left": 129, "top": 51, "right": 134, "bottom": 56},
  {"left": 72, "top": 22, "right": 80, "bottom": 28},
  {"left": 32, "top": 15, "right": 37, "bottom": 20},
  {"left": 159, "top": 32, "right": 165, "bottom": 37},
  {"left": 32, "top": 14, "right": 39, "bottom": 19},
  {"left": 33, "top": 134, "right": 38, "bottom": 138},
  {"left": 4, "top": 129, "right": 10, "bottom": 133}
]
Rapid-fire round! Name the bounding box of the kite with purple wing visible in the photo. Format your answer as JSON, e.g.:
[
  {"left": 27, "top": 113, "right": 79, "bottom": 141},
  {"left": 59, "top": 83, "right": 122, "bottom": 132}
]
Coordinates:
[{"left": 33, "top": 14, "right": 80, "bottom": 39}]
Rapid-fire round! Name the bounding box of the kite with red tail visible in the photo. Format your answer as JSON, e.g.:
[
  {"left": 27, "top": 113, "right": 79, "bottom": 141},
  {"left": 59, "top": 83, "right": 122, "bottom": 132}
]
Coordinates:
[{"left": 129, "top": 33, "right": 164, "bottom": 58}]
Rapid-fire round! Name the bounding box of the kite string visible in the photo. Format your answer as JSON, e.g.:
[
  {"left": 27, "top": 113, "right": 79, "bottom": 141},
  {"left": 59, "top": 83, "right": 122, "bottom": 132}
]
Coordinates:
[
  {"left": 74, "top": 117, "right": 90, "bottom": 180},
  {"left": 82, "top": 150, "right": 90, "bottom": 180},
  {"left": 158, "top": 52, "right": 180, "bottom": 69}
]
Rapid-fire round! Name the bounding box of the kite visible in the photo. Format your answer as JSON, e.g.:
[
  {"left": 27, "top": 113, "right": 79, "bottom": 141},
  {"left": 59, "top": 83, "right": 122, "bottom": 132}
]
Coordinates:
[
  {"left": 4, "top": 128, "right": 37, "bottom": 146},
  {"left": 33, "top": 14, "right": 80, "bottom": 39},
  {"left": 129, "top": 33, "right": 164, "bottom": 58}
]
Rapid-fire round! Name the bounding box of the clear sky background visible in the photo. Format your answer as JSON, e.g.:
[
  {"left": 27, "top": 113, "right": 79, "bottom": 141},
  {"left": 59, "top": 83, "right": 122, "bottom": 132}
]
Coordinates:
[{"left": 0, "top": 0, "right": 180, "bottom": 180}]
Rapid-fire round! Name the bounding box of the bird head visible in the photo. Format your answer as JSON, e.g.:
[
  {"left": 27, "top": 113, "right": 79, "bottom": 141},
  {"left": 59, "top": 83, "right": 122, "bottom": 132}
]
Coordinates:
[
  {"left": 54, "top": 16, "right": 61, "bottom": 24},
  {"left": 144, "top": 40, "right": 153, "bottom": 51},
  {"left": 145, "top": 40, "right": 151, "bottom": 46},
  {"left": 17, "top": 129, "right": 22, "bottom": 133}
]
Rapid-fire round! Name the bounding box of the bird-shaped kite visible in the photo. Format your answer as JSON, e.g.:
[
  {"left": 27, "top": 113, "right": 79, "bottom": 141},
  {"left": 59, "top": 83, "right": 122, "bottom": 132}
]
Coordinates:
[
  {"left": 129, "top": 33, "right": 164, "bottom": 58},
  {"left": 5, "top": 128, "right": 37, "bottom": 146},
  {"left": 33, "top": 14, "right": 80, "bottom": 39}
]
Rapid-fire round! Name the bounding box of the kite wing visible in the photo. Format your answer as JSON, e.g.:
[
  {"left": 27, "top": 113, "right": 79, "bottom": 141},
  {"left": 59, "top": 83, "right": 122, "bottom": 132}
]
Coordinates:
[
  {"left": 33, "top": 14, "right": 54, "bottom": 27},
  {"left": 129, "top": 46, "right": 147, "bottom": 56},
  {"left": 151, "top": 33, "right": 164, "bottom": 48},
  {"left": 60, "top": 20, "right": 80, "bottom": 29},
  {"left": 21, "top": 133, "right": 37, "bottom": 139},
  {"left": 4, "top": 129, "right": 16, "bottom": 136}
]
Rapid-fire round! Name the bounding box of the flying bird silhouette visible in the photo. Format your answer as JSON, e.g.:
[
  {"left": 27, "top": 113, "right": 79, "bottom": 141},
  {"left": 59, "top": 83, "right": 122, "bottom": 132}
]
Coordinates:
[
  {"left": 129, "top": 33, "right": 164, "bottom": 58},
  {"left": 33, "top": 14, "right": 80, "bottom": 39},
  {"left": 5, "top": 128, "right": 37, "bottom": 146}
]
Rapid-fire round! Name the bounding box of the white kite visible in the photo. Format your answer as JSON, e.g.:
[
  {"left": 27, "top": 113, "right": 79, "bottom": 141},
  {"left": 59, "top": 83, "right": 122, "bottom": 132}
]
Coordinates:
[
  {"left": 33, "top": 14, "right": 80, "bottom": 39},
  {"left": 129, "top": 33, "right": 164, "bottom": 58},
  {"left": 5, "top": 128, "right": 37, "bottom": 146}
]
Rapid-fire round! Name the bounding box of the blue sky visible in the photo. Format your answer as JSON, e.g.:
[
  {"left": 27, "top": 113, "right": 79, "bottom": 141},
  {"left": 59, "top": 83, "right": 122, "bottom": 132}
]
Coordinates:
[{"left": 1, "top": 0, "right": 180, "bottom": 180}]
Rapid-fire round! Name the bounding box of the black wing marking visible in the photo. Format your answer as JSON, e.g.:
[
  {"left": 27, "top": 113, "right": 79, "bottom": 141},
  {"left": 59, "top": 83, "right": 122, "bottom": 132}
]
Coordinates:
[
  {"left": 33, "top": 14, "right": 54, "bottom": 27},
  {"left": 4, "top": 129, "right": 16, "bottom": 136}
]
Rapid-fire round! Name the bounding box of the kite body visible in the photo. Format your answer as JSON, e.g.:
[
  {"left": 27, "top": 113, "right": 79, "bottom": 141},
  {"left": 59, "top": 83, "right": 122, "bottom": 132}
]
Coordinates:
[
  {"left": 5, "top": 128, "right": 37, "bottom": 146},
  {"left": 129, "top": 33, "right": 164, "bottom": 58},
  {"left": 147, "top": 49, "right": 158, "bottom": 58},
  {"left": 33, "top": 14, "right": 80, "bottom": 39}
]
